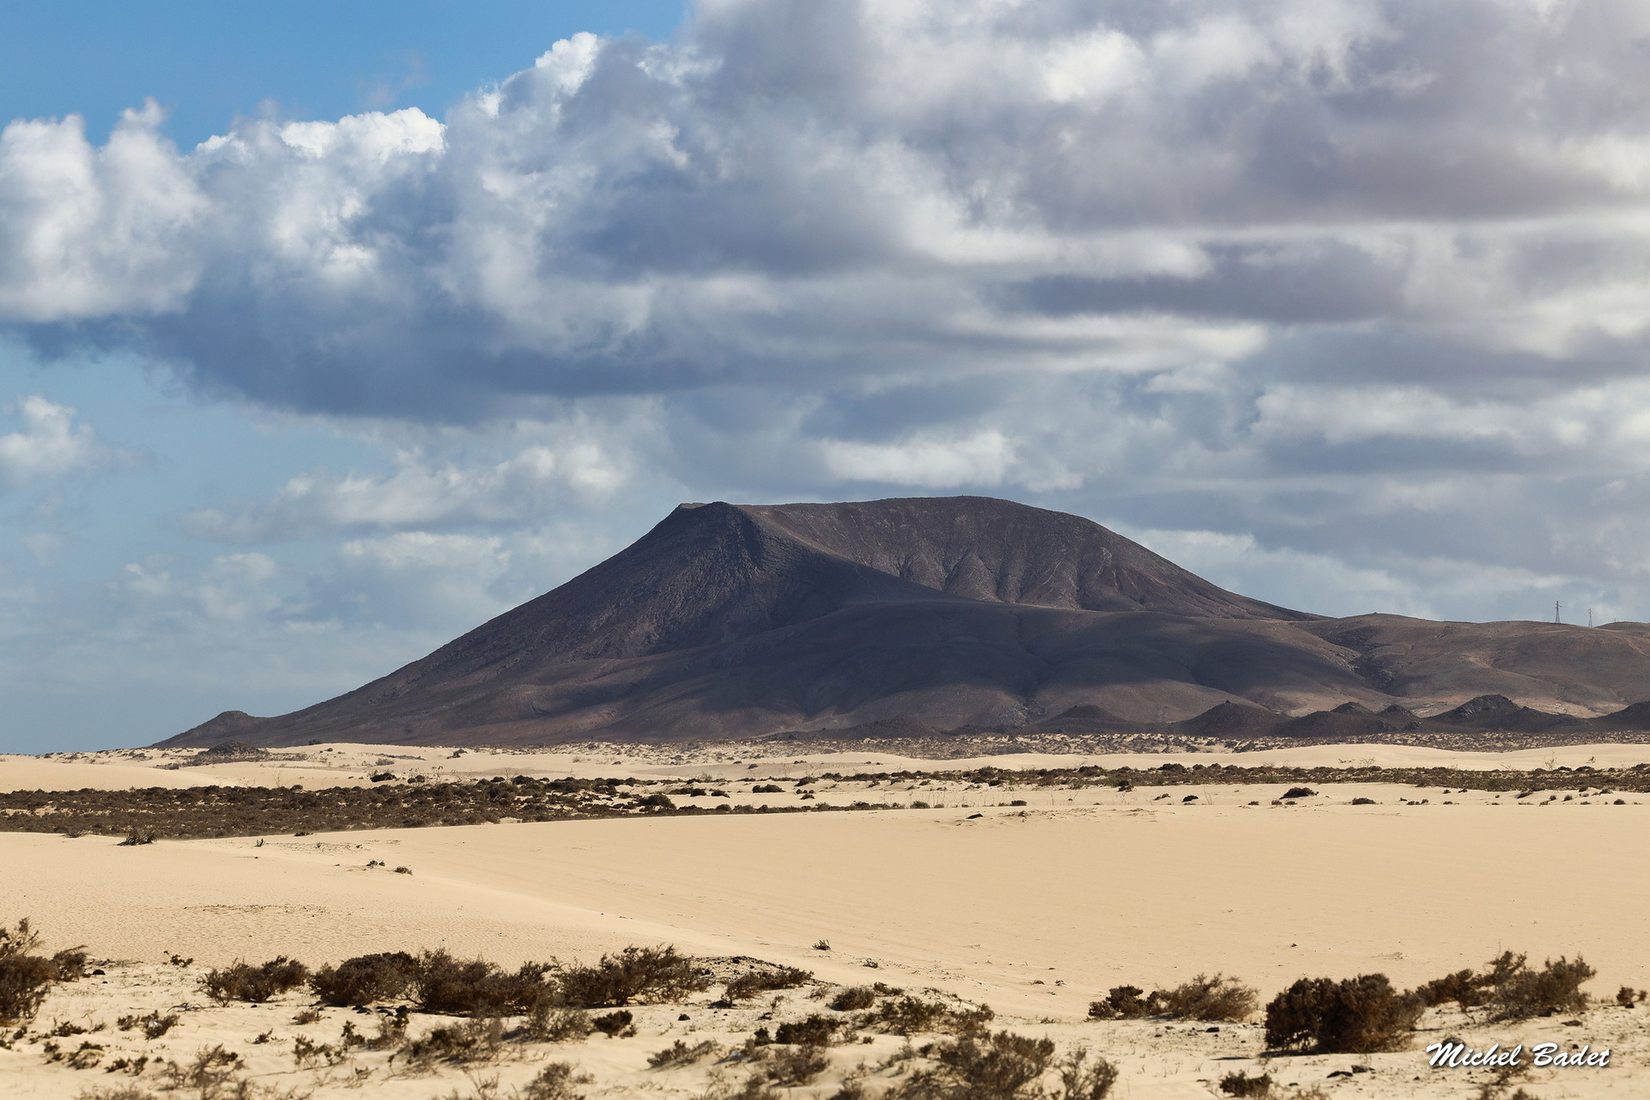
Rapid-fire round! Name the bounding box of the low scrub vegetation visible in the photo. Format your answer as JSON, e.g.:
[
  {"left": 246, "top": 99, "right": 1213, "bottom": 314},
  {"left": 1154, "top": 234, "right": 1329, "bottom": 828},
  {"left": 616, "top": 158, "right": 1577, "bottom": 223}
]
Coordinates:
[
  {"left": 829, "top": 985, "right": 879, "bottom": 1011},
  {"left": 724, "top": 963, "right": 812, "bottom": 1003},
  {"left": 648, "top": 1038, "right": 719, "bottom": 1068},
  {"left": 1414, "top": 951, "right": 1595, "bottom": 1020},
  {"left": 557, "top": 944, "right": 711, "bottom": 1007},
  {"left": 0, "top": 918, "right": 85, "bottom": 1026},
  {"left": 1264, "top": 974, "right": 1422, "bottom": 1053},
  {"left": 863, "top": 994, "right": 995, "bottom": 1036},
  {"left": 201, "top": 957, "right": 309, "bottom": 1003},
  {"left": 1088, "top": 974, "right": 1256, "bottom": 1022},
  {"left": 887, "top": 1031, "right": 1117, "bottom": 1100},
  {"left": 413, "top": 951, "right": 555, "bottom": 1016},
  {"left": 0, "top": 776, "right": 905, "bottom": 839},
  {"left": 310, "top": 950, "right": 421, "bottom": 1006}
]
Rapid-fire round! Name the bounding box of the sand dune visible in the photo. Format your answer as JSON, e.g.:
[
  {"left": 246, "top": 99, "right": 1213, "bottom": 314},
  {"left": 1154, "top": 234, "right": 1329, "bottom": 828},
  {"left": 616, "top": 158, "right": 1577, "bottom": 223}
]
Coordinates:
[
  {"left": 7, "top": 789, "right": 1647, "bottom": 1014},
  {"left": 4, "top": 746, "right": 1647, "bottom": 1097}
]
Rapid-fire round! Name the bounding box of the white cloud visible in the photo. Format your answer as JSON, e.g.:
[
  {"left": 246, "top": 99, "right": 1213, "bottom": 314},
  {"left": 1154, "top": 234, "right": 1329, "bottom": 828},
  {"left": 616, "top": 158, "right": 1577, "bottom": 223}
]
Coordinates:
[
  {"left": 118, "top": 551, "right": 283, "bottom": 624},
  {"left": 0, "top": 395, "right": 103, "bottom": 487},
  {"left": 186, "top": 428, "right": 635, "bottom": 541},
  {"left": 820, "top": 430, "right": 1017, "bottom": 489},
  {"left": 9, "top": 0, "right": 1650, "bottom": 715},
  {"left": 0, "top": 103, "right": 204, "bottom": 320},
  {"left": 0, "top": 0, "right": 1643, "bottom": 424}
]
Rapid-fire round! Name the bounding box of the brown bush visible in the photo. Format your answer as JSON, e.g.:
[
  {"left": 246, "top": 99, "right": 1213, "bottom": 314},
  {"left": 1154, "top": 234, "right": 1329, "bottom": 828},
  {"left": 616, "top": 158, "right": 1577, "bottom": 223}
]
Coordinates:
[
  {"left": 1088, "top": 975, "right": 1254, "bottom": 1022},
  {"left": 520, "top": 1004, "right": 592, "bottom": 1042},
  {"left": 400, "top": 1016, "right": 504, "bottom": 1066},
  {"left": 1087, "top": 985, "right": 1148, "bottom": 1019},
  {"left": 774, "top": 1015, "right": 840, "bottom": 1046},
  {"left": 1414, "top": 952, "right": 1596, "bottom": 1020},
  {"left": 1154, "top": 974, "right": 1257, "bottom": 1022},
  {"left": 647, "top": 1038, "right": 718, "bottom": 1068},
  {"left": 518, "top": 1061, "right": 594, "bottom": 1100},
  {"left": 863, "top": 994, "right": 994, "bottom": 1036},
  {"left": 591, "top": 1009, "right": 634, "bottom": 1037},
  {"left": 724, "top": 964, "right": 811, "bottom": 1002},
  {"left": 116, "top": 1010, "right": 179, "bottom": 1039},
  {"left": 886, "top": 1030, "right": 1100, "bottom": 1099},
  {"left": 412, "top": 950, "right": 554, "bottom": 1016},
  {"left": 1218, "top": 1070, "right": 1273, "bottom": 1097},
  {"left": 829, "top": 985, "right": 878, "bottom": 1011},
  {"left": 556, "top": 945, "right": 709, "bottom": 1007},
  {"left": 764, "top": 1043, "right": 830, "bottom": 1086},
  {"left": 1483, "top": 953, "right": 1595, "bottom": 1020},
  {"left": 1264, "top": 974, "right": 1421, "bottom": 1053},
  {"left": 0, "top": 919, "right": 86, "bottom": 1027},
  {"left": 201, "top": 957, "right": 309, "bottom": 1003},
  {"left": 309, "top": 951, "right": 419, "bottom": 1006}
]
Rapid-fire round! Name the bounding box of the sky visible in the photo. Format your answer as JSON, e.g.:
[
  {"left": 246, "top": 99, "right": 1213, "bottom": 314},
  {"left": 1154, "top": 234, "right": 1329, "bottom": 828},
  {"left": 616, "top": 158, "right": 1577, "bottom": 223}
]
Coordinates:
[{"left": 3, "top": 0, "right": 1650, "bottom": 753}]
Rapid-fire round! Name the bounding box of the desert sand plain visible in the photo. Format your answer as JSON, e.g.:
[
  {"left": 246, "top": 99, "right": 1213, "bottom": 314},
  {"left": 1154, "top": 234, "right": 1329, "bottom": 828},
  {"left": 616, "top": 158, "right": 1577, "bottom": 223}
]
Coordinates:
[{"left": 2, "top": 740, "right": 1648, "bottom": 1099}]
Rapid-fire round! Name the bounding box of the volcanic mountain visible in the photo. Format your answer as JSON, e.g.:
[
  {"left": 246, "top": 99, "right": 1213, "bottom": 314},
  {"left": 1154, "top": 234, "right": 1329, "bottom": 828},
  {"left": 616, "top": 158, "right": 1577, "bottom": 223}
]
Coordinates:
[{"left": 165, "top": 497, "right": 1650, "bottom": 746}]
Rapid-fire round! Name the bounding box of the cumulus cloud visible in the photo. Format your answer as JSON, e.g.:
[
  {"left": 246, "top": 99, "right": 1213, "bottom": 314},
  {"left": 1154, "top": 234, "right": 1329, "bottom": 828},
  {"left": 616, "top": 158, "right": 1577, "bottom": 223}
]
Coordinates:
[
  {"left": 186, "top": 428, "right": 637, "bottom": 541},
  {"left": 5, "top": 0, "right": 1650, "bottom": 627},
  {"left": 3, "top": 1, "right": 1645, "bottom": 412},
  {"left": 0, "top": 395, "right": 105, "bottom": 487}
]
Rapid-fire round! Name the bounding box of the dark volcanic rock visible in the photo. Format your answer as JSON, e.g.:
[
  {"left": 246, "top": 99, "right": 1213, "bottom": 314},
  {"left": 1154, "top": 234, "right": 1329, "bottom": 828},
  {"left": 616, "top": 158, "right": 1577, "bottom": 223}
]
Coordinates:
[
  {"left": 1172, "top": 701, "right": 1282, "bottom": 738},
  {"left": 160, "top": 497, "right": 1650, "bottom": 748},
  {"left": 1433, "top": 694, "right": 1568, "bottom": 732}
]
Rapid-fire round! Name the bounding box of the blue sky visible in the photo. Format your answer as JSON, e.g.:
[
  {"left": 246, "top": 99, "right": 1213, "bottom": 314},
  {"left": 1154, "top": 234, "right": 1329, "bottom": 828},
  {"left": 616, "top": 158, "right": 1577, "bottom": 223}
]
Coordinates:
[
  {"left": 0, "top": 1, "right": 686, "bottom": 146},
  {"left": 4, "top": 0, "right": 1650, "bottom": 752}
]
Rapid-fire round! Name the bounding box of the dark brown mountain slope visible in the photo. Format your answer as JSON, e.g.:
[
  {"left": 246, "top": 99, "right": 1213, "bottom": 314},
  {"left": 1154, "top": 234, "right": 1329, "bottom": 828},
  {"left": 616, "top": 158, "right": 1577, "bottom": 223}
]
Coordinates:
[{"left": 162, "top": 497, "right": 1650, "bottom": 747}]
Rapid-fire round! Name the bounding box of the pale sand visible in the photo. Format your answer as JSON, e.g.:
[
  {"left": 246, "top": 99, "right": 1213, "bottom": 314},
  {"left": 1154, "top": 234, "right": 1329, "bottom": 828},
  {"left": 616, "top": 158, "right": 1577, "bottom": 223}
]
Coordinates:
[
  {"left": 7, "top": 738, "right": 1650, "bottom": 793},
  {"left": 3, "top": 746, "right": 1648, "bottom": 1097},
  {"left": 7, "top": 796, "right": 1648, "bottom": 1015}
]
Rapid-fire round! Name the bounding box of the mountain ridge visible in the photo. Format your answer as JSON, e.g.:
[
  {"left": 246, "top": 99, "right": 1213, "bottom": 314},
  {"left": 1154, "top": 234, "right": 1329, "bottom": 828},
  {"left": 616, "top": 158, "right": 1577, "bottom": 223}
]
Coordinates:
[{"left": 161, "top": 496, "right": 1650, "bottom": 747}]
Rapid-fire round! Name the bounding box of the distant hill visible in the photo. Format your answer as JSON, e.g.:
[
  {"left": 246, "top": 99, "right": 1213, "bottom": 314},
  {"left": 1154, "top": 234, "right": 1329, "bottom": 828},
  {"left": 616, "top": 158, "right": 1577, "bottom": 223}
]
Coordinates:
[{"left": 162, "top": 496, "right": 1650, "bottom": 747}]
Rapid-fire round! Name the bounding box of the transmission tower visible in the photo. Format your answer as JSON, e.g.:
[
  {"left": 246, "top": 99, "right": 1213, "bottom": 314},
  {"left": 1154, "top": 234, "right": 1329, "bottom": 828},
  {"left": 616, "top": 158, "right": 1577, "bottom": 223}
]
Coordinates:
[{"left": 1554, "top": 601, "right": 1561, "bottom": 624}]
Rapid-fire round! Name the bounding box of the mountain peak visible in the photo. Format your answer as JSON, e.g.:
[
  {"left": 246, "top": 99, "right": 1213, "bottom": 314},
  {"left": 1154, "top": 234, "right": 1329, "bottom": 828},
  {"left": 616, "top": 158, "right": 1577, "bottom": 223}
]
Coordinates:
[{"left": 161, "top": 496, "right": 1650, "bottom": 748}]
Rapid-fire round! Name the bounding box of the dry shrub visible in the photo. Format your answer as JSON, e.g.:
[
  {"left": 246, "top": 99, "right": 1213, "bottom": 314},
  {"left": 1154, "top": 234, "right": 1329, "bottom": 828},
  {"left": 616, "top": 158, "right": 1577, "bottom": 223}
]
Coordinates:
[
  {"left": 520, "top": 1004, "right": 592, "bottom": 1042},
  {"left": 1414, "top": 969, "right": 1482, "bottom": 1011},
  {"left": 1219, "top": 1070, "right": 1273, "bottom": 1097},
  {"left": 518, "top": 1062, "right": 593, "bottom": 1100},
  {"left": 1087, "top": 985, "right": 1148, "bottom": 1020},
  {"left": 1054, "top": 1049, "right": 1119, "bottom": 1100},
  {"left": 0, "top": 918, "right": 85, "bottom": 1026},
  {"left": 1482, "top": 953, "right": 1594, "bottom": 1021},
  {"left": 647, "top": 1038, "right": 718, "bottom": 1068},
  {"left": 157, "top": 1045, "right": 241, "bottom": 1096},
  {"left": 413, "top": 951, "right": 555, "bottom": 1016},
  {"left": 1414, "top": 952, "right": 1595, "bottom": 1020},
  {"left": 201, "top": 957, "right": 309, "bottom": 1003},
  {"left": 886, "top": 1031, "right": 1114, "bottom": 1099},
  {"left": 830, "top": 985, "right": 879, "bottom": 1011},
  {"left": 556, "top": 945, "right": 709, "bottom": 1007},
  {"left": 115, "top": 1010, "right": 179, "bottom": 1039},
  {"left": 1089, "top": 975, "right": 1255, "bottom": 1022},
  {"left": 889, "top": 1031, "right": 1052, "bottom": 1099},
  {"left": 774, "top": 1014, "right": 840, "bottom": 1046},
  {"left": 1154, "top": 974, "right": 1257, "bottom": 1022},
  {"left": 1264, "top": 974, "right": 1421, "bottom": 1053},
  {"left": 310, "top": 951, "right": 419, "bottom": 1006},
  {"left": 724, "top": 964, "right": 812, "bottom": 1002},
  {"left": 864, "top": 994, "right": 994, "bottom": 1036},
  {"left": 764, "top": 1044, "right": 829, "bottom": 1086},
  {"left": 401, "top": 1016, "right": 505, "bottom": 1066},
  {"left": 591, "top": 1009, "right": 634, "bottom": 1037}
]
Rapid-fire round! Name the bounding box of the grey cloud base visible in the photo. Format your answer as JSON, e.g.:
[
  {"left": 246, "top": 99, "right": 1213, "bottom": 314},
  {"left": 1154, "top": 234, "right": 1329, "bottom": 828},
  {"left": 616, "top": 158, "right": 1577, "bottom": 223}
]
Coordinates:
[{"left": 6, "top": 0, "right": 1650, "bottom": 672}]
